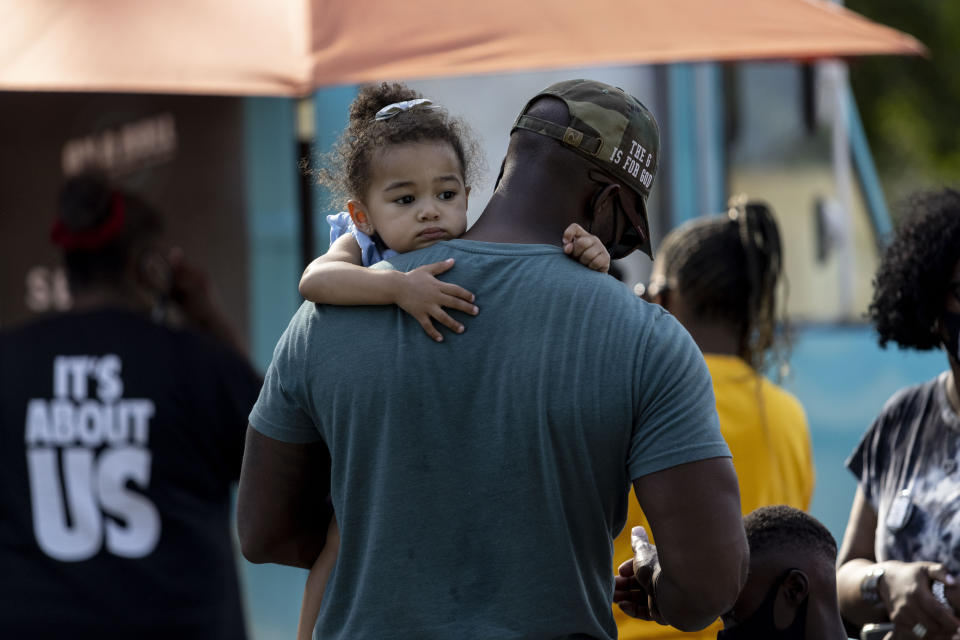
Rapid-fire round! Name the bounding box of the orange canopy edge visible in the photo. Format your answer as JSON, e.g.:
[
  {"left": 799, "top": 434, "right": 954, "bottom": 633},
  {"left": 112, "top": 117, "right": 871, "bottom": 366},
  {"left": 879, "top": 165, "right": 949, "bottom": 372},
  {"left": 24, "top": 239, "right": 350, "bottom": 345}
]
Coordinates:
[{"left": 0, "top": 0, "right": 926, "bottom": 97}]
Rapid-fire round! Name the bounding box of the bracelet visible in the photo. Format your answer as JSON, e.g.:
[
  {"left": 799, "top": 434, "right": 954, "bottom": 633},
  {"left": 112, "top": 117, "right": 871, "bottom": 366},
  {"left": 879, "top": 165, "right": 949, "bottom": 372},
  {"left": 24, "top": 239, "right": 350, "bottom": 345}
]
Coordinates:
[
  {"left": 932, "top": 580, "right": 952, "bottom": 611},
  {"left": 861, "top": 566, "right": 885, "bottom": 606}
]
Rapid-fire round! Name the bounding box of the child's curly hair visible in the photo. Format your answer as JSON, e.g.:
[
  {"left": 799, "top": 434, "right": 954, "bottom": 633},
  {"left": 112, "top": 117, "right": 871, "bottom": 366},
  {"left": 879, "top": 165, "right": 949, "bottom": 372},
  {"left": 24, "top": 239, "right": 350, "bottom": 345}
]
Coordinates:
[
  {"left": 869, "top": 188, "right": 960, "bottom": 350},
  {"left": 318, "top": 82, "right": 482, "bottom": 205}
]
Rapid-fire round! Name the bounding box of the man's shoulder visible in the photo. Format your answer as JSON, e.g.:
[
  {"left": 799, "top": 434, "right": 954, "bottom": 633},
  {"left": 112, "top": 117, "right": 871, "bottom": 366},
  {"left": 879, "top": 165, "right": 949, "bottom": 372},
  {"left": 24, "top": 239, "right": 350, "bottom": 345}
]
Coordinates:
[
  {"left": 278, "top": 299, "right": 326, "bottom": 337},
  {"left": 373, "top": 241, "right": 463, "bottom": 272},
  {"left": 277, "top": 299, "right": 387, "bottom": 356},
  {"left": 378, "top": 240, "right": 566, "bottom": 270}
]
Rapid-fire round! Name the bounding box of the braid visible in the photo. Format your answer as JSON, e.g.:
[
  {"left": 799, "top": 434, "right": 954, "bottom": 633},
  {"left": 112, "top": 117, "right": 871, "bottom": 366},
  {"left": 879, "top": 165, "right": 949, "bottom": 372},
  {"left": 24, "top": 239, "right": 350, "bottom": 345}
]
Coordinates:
[
  {"left": 659, "top": 198, "right": 788, "bottom": 373},
  {"left": 736, "top": 198, "right": 787, "bottom": 374}
]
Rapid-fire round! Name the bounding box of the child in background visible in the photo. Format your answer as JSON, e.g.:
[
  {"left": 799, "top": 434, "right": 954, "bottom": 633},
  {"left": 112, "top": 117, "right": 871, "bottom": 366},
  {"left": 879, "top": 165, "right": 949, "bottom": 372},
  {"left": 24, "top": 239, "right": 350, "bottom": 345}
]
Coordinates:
[{"left": 295, "top": 82, "right": 613, "bottom": 639}]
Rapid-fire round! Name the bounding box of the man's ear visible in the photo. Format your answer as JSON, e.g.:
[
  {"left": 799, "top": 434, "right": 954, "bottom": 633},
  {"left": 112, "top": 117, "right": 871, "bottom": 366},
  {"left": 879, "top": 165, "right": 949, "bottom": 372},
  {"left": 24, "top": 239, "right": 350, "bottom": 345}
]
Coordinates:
[
  {"left": 347, "top": 201, "right": 374, "bottom": 235},
  {"left": 782, "top": 569, "right": 810, "bottom": 605},
  {"left": 775, "top": 569, "right": 810, "bottom": 630},
  {"left": 592, "top": 183, "right": 621, "bottom": 219}
]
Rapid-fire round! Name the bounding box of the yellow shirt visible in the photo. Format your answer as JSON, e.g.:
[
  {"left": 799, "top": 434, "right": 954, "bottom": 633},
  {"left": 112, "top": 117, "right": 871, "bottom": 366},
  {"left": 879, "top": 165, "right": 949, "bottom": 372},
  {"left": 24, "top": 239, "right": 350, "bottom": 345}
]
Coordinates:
[{"left": 612, "top": 354, "right": 815, "bottom": 639}]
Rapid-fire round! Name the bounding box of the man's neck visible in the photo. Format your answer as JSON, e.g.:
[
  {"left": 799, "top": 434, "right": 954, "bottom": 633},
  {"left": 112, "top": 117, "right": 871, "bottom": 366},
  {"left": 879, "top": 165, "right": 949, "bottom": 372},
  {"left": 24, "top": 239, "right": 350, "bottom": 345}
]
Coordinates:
[{"left": 463, "top": 177, "right": 587, "bottom": 247}]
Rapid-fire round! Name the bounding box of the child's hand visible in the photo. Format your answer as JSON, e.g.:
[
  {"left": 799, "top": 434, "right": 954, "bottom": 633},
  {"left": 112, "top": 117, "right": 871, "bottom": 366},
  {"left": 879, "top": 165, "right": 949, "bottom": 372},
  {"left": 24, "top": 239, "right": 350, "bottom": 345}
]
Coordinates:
[
  {"left": 563, "top": 223, "right": 610, "bottom": 273},
  {"left": 396, "top": 259, "right": 478, "bottom": 342}
]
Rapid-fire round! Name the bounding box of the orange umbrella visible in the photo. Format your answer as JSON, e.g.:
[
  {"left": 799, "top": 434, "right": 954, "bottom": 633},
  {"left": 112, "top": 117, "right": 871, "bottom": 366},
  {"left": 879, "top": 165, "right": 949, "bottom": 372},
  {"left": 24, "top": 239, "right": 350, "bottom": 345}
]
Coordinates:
[{"left": 0, "top": 0, "right": 924, "bottom": 97}]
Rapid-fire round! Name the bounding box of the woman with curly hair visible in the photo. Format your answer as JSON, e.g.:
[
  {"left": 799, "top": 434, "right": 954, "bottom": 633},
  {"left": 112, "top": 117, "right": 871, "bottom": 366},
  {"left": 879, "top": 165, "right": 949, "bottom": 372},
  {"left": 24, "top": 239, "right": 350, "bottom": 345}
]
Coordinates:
[{"left": 837, "top": 188, "right": 960, "bottom": 640}]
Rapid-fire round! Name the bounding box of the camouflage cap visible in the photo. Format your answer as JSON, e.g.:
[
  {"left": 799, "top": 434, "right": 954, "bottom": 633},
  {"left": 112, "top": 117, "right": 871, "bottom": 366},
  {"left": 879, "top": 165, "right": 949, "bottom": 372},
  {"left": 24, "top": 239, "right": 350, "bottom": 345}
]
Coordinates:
[{"left": 511, "top": 78, "right": 660, "bottom": 258}]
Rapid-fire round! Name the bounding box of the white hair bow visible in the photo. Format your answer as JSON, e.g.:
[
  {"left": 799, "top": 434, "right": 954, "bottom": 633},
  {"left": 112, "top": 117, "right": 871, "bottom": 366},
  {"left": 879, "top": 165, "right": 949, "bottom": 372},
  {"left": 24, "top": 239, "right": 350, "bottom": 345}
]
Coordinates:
[{"left": 373, "top": 98, "right": 439, "bottom": 121}]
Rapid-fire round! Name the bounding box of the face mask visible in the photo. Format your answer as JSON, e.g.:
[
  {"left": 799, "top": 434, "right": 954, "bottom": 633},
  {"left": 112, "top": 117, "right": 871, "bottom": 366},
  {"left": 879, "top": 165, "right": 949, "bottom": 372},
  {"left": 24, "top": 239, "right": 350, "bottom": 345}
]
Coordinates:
[
  {"left": 586, "top": 169, "right": 648, "bottom": 259},
  {"left": 717, "top": 570, "right": 808, "bottom": 640},
  {"left": 943, "top": 310, "right": 960, "bottom": 363}
]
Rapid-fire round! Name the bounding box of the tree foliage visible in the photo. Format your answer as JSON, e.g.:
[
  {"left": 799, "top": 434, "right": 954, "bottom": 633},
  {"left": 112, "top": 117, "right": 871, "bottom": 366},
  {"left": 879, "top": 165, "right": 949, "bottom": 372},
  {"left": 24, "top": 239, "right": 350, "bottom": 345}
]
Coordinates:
[{"left": 846, "top": 0, "right": 960, "bottom": 212}]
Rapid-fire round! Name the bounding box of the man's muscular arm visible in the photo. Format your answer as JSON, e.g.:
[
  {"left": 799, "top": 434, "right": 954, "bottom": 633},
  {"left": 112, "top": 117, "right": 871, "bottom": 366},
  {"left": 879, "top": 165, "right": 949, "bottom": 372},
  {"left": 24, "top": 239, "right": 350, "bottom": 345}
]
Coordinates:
[
  {"left": 615, "top": 457, "right": 748, "bottom": 632},
  {"left": 237, "top": 426, "right": 333, "bottom": 568}
]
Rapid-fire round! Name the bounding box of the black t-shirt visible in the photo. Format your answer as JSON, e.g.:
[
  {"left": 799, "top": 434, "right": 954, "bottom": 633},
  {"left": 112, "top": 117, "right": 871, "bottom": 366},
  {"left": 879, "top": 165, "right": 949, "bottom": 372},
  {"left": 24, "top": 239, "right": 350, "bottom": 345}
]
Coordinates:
[
  {"left": 847, "top": 373, "right": 960, "bottom": 572},
  {"left": 0, "top": 309, "right": 261, "bottom": 639}
]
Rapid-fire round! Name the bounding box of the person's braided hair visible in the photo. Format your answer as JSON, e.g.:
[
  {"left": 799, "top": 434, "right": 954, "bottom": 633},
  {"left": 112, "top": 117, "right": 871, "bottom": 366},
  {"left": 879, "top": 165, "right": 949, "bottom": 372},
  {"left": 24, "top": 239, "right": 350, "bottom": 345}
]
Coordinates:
[
  {"left": 319, "top": 82, "right": 481, "bottom": 204},
  {"left": 656, "top": 197, "right": 786, "bottom": 373},
  {"left": 869, "top": 188, "right": 960, "bottom": 350}
]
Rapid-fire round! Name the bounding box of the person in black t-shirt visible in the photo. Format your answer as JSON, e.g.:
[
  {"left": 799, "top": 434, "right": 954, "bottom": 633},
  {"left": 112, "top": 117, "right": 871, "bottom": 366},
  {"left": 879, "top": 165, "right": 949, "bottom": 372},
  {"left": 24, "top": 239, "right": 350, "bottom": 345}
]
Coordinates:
[
  {"left": 0, "top": 175, "right": 261, "bottom": 639},
  {"left": 837, "top": 189, "right": 960, "bottom": 640}
]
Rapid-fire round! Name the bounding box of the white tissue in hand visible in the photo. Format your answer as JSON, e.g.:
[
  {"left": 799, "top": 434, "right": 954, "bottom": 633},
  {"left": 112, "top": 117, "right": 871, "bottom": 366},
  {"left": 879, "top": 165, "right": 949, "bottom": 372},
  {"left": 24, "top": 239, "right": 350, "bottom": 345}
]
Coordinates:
[{"left": 631, "top": 526, "right": 657, "bottom": 566}]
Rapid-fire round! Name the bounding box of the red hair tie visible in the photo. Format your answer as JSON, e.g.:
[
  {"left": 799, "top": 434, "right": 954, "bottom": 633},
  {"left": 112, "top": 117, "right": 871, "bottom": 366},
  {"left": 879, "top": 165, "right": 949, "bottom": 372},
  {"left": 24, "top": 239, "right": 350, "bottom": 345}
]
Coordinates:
[{"left": 51, "top": 192, "right": 127, "bottom": 251}]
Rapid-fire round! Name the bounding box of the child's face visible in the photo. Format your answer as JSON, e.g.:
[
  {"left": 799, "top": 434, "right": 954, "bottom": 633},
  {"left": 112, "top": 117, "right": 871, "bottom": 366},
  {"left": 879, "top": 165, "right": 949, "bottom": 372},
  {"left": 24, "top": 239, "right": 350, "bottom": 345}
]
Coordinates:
[{"left": 352, "top": 141, "right": 469, "bottom": 253}]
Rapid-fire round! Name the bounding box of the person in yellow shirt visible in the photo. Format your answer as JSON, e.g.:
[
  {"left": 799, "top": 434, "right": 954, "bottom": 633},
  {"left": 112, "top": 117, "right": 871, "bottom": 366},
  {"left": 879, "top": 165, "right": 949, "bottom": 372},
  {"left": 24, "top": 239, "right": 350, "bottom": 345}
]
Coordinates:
[{"left": 616, "top": 198, "right": 815, "bottom": 639}]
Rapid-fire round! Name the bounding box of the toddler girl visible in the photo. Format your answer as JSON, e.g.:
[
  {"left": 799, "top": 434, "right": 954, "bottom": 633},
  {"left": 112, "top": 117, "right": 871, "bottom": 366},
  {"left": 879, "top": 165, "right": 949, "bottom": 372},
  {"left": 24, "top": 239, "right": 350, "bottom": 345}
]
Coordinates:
[{"left": 298, "top": 82, "right": 611, "bottom": 341}]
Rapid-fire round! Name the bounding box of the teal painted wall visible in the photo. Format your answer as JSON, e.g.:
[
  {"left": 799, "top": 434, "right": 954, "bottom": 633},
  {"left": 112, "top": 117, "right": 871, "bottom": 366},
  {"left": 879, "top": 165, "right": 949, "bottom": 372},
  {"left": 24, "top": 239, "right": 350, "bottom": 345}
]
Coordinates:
[
  {"left": 241, "top": 96, "right": 305, "bottom": 639},
  {"left": 243, "top": 97, "right": 301, "bottom": 372},
  {"left": 667, "top": 63, "right": 726, "bottom": 227},
  {"left": 241, "top": 86, "right": 357, "bottom": 640},
  {"left": 668, "top": 64, "right": 699, "bottom": 226},
  {"left": 243, "top": 86, "right": 358, "bottom": 372},
  {"left": 310, "top": 85, "right": 358, "bottom": 256},
  {"left": 782, "top": 325, "right": 945, "bottom": 542}
]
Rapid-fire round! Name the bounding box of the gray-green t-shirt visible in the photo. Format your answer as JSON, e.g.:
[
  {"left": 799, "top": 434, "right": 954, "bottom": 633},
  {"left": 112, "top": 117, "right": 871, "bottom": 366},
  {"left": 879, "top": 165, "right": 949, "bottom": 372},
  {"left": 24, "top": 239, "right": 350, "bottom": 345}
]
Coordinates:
[{"left": 249, "top": 239, "right": 728, "bottom": 640}]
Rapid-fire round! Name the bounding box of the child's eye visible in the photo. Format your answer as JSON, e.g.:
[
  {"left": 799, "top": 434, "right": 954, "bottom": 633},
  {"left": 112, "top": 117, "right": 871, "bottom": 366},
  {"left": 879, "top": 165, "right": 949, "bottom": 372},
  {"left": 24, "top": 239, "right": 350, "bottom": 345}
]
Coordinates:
[
  {"left": 438, "top": 190, "right": 457, "bottom": 201},
  {"left": 394, "top": 195, "right": 414, "bottom": 205}
]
